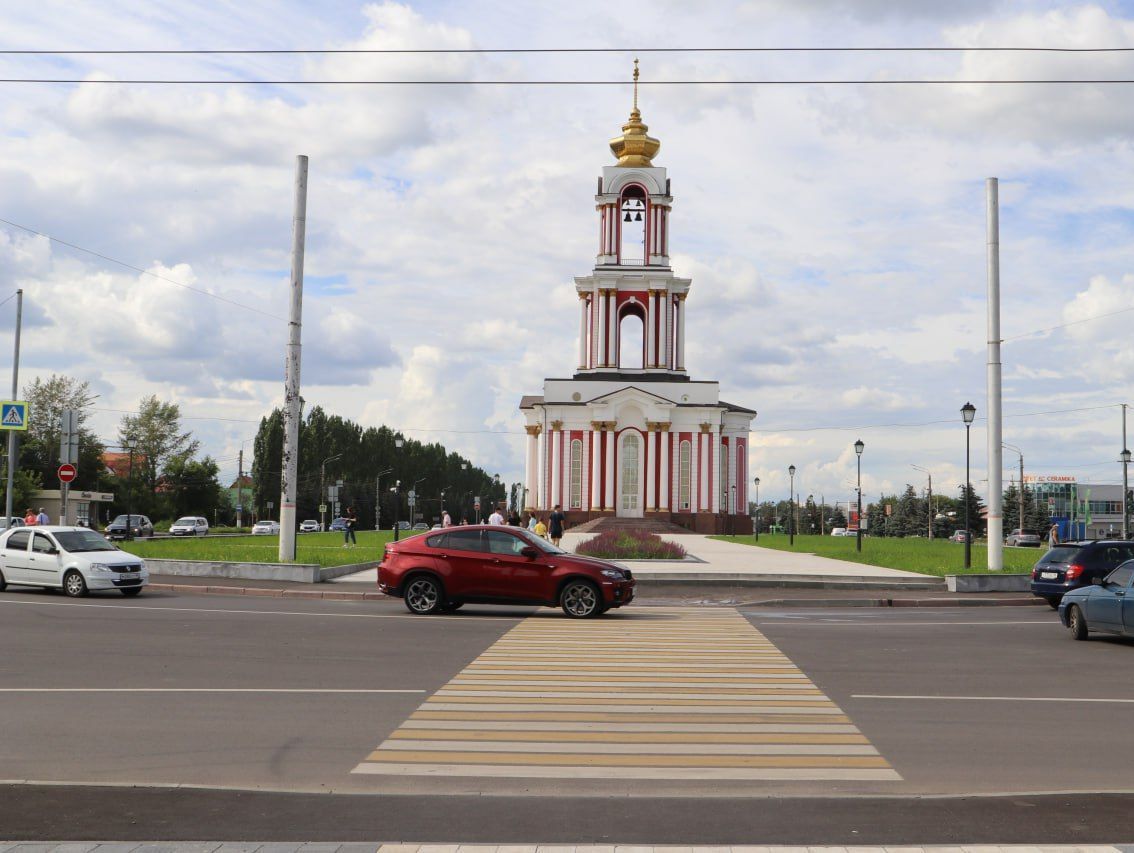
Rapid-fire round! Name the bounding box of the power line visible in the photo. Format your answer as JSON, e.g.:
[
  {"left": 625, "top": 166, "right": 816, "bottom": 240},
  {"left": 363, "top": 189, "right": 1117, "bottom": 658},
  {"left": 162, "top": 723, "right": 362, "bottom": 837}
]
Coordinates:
[
  {"left": 4, "top": 78, "right": 1134, "bottom": 85},
  {"left": 4, "top": 47, "right": 1134, "bottom": 54},
  {"left": 1004, "top": 303, "right": 1134, "bottom": 342},
  {"left": 753, "top": 403, "right": 1121, "bottom": 433},
  {"left": 0, "top": 217, "right": 286, "bottom": 322}
]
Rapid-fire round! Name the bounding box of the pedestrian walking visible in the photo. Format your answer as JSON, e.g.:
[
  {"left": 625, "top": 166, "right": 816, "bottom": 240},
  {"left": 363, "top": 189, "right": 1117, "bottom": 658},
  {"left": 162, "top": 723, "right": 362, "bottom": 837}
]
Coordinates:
[
  {"left": 342, "top": 506, "right": 358, "bottom": 547},
  {"left": 534, "top": 516, "right": 548, "bottom": 539},
  {"left": 508, "top": 509, "right": 521, "bottom": 526},
  {"left": 36, "top": 507, "right": 49, "bottom": 526},
  {"left": 527, "top": 513, "right": 538, "bottom": 532},
  {"left": 488, "top": 506, "right": 505, "bottom": 526},
  {"left": 548, "top": 504, "right": 565, "bottom": 547},
  {"left": 442, "top": 510, "right": 452, "bottom": 528},
  {"left": 23, "top": 508, "right": 36, "bottom": 526},
  {"left": 1049, "top": 522, "right": 1060, "bottom": 548}
]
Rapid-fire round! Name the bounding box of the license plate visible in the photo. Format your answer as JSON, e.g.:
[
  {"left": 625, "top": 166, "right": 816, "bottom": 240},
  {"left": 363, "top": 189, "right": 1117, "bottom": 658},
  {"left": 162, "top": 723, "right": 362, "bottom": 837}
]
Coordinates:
[
  {"left": 119, "top": 572, "right": 139, "bottom": 579},
  {"left": 1041, "top": 571, "right": 1058, "bottom": 579}
]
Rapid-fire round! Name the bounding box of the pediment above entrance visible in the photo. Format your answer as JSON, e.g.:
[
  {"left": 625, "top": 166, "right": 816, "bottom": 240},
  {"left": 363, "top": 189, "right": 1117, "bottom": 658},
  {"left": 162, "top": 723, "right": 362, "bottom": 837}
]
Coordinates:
[{"left": 584, "top": 385, "right": 675, "bottom": 423}]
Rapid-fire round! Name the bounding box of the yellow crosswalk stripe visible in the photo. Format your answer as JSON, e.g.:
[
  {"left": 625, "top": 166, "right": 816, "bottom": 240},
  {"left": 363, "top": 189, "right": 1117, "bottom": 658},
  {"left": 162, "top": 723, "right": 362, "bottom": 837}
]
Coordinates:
[{"left": 352, "top": 608, "right": 900, "bottom": 782}]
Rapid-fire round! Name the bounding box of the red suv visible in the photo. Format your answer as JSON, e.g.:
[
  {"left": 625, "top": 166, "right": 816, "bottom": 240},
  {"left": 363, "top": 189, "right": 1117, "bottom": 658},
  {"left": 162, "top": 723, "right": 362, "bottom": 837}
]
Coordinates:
[{"left": 378, "top": 525, "right": 636, "bottom": 618}]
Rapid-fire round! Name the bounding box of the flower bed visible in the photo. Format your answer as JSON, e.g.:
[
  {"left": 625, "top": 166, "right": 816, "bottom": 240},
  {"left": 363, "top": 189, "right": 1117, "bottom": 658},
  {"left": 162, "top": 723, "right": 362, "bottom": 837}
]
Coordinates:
[{"left": 575, "top": 529, "right": 687, "bottom": 560}]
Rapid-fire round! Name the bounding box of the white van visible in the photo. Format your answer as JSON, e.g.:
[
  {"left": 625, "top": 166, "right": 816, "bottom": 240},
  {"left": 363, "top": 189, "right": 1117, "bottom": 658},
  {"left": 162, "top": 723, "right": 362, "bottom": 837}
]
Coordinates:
[
  {"left": 830, "top": 527, "right": 847, "bottom": 537},
  {"left": 0, "top": 526, "right": 149, "bottom": 597}
]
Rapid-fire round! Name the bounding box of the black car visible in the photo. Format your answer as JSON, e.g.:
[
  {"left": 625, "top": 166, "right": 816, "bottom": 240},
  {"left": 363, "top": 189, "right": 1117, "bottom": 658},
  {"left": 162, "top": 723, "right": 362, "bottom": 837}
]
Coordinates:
[
  {"left": 104, "top": 514, "right": 155, "bottom": 540},
  {"left": 1030, "top": 540, "right": 1134, "bottom": 608}
]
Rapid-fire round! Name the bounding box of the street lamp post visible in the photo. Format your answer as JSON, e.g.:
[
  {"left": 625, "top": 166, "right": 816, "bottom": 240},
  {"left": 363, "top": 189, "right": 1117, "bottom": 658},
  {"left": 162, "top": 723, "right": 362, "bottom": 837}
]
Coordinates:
[
  {"left": 375, "top": 467, "right": 392, "bottom": 531},
  {"left": 753, "top": 477, "right": 760, "bottom": 542},
  {"left": 788, "top": 465, "right": 796, "bottom": 546},
  {"left": 393, "top": 437, "right": 405, "bottom": 542},
  {"left": 1122, "top": 448, "right": 1131, "bottom": 540},
  {"left": 854, "top": 439, "right": 864, "bottom": 553},
  {"left": 1002, "top": 442, "right": 1025, "bottom": 540},
  {"left": 320, "top": 453, "right": 343, "bottom": 534},
  {"left": 962, "top": 402, "right": 977, "bottom": 569}
]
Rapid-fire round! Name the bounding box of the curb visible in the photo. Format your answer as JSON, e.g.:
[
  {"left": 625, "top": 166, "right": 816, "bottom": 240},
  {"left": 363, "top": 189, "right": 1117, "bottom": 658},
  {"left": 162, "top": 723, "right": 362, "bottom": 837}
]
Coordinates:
[
  {"left": 147, "top": 582, "right": 388, "bottom": 600},
  {"left": 147, "top": 582, "right": 1044, "bottom": 608}
]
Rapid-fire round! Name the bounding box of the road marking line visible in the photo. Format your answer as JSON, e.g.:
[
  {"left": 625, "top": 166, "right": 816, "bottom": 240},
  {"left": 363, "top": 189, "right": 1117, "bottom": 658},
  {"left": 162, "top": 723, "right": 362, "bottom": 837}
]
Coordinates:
[
  {"left": 752, "top": 620, "right": 1055, "bottom": 626},
  {"left": 854, "top": 693, "right": 1134, "bottom": 704},
  {"left": 409, "top": 711, "right": 852, "bottom": 723},
  {"left": 0, "top": 597, "right": 522, "bottom": 621},
  {"left": 396, "top": 720, "right": 863, "bottom": 733},
  {"left": 392, "top": 728, "right": 869, "bottom": 742},
  {"left": 366, "top": 750, "right": 891, "bottom": 767},
  {"left": 418, "top": 702, "right": 843, "bottom": 714},
  {"left": 0, "top": 688, "right": 426, "bottom": 693}
]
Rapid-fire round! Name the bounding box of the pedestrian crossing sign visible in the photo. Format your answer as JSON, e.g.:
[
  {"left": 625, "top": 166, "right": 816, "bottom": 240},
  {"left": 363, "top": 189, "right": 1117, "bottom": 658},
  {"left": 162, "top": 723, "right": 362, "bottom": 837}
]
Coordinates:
[{"left": 0, "top": 400, "right": 28, "bottom": 431}]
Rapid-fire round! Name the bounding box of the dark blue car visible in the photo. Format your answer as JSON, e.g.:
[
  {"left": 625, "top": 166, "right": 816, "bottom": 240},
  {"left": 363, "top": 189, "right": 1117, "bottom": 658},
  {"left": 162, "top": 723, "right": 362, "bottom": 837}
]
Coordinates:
[
  {"left": 1059, "top": 560, "right": 1134, "bottom": 640},
  {"left": 1030, "top": 540, "right": 1134, "bottom": 608}
]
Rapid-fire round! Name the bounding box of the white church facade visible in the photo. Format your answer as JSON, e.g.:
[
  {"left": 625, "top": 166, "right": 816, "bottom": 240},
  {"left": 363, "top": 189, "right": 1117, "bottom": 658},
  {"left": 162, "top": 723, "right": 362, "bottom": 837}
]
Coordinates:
[{"left": 519, "top": 71, "right": 756, "bottom": 533}]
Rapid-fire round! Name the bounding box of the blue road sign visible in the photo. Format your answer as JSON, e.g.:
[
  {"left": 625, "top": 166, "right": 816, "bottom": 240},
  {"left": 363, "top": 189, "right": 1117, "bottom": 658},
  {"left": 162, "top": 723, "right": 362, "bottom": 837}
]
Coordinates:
[{"left": 0, "top": 400, "right": 28, "bottom": 431}]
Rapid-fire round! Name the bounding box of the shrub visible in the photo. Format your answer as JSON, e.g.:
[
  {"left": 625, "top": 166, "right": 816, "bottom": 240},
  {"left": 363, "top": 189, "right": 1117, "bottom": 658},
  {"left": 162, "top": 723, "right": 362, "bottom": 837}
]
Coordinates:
[{"left": 576, "top": 529, "right": 687, "bottom": 560}]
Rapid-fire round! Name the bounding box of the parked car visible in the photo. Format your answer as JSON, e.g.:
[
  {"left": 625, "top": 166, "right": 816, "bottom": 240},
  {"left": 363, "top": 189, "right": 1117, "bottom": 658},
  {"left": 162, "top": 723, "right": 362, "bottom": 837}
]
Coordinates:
[
  {"left": 251, "top": 520, "right": 281, "bottom": 535},
  {"left": 0, "top": 517, "right": 25, "bottom": 530},
  {"left": 397, "top": 521, "right": 411, "bottom": 530},
  {"left": 1059, "top": 559, "right": 1134, "bottom": 640},
  {"left": 1031, "top": 540, "right": 1134, "bottom": 608},
  {"left": 329, "top": 517, "right": 348, "bottom": 532},
  {"left": 1005, "top": 529, "right": 1041, "bottom": 547},
  {"left": 379, "top": 524, "right": 636, "bottom": 618},
  {"left": 299, "top": 519, "right": 321, "bottom": 533},
  {"left": 169, "top": 516, "right": 209, "bottom": 536},
  {"left": 105, "top": 514, "right": 154, "bottom": 540},
  {"left": 412, "top": 522, "right": 429, "bottom": 531},
  {"left": 0, "top": 526, "right": 148, "bottom": 597},
  {"left": 830, "top": 527, "right": 847, "bottom": 537},
  {"left": 950, "top": 530, "right": 972, "bottom": 543}
]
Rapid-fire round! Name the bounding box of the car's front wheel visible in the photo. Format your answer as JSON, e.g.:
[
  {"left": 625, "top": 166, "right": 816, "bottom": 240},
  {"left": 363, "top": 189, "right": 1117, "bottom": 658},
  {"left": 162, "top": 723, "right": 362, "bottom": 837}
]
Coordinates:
[
  {"left": 62, "top": 571, "right": 88, "bottom": 598},
  {"left": 561, "top": 580, "right": 604, "bottom": 618},
  {"left": 1067, "top": 604, "right": 1088, "bottom": 641},
  {"left": 404, "top": 574, "right": 443, "bottom": 615}
]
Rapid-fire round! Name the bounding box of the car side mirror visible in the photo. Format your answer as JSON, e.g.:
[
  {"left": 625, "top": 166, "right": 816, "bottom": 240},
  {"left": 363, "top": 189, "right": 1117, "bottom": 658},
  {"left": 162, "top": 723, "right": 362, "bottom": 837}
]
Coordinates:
[{"left": 520, "top": 546, "right": 540, "bottom": 559}]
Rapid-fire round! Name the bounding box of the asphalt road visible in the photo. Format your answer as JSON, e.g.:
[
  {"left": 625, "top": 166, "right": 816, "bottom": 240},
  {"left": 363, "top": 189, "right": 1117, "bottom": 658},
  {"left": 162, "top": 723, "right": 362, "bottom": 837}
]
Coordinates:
[{"left": 1, "top": 587, "right": 1132, "bottom": 843}]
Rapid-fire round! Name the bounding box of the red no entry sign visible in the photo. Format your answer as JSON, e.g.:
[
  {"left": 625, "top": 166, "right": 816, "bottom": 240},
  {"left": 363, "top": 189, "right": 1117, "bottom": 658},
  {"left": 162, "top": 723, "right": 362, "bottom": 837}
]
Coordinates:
[{"left": 58, "top": 463, "right": 77, "bottom": 483}]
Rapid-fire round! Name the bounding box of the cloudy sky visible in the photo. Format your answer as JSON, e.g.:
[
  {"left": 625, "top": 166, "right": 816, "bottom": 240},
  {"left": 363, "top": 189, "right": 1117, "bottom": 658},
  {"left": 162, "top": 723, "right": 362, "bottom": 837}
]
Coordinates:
[{"left": 3, "top": 0, "right": 1134, "bottom": 507}]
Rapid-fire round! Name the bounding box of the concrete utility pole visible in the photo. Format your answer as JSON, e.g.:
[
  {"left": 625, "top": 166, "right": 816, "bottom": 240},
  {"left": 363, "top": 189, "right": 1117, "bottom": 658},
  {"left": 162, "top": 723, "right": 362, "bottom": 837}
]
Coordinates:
[
  {"left": 913, "top": 465, "right": 933, "bottom": 539},
  {"left": 1123, "top": 404, "right": 1130, "bottom": 540},
  {"left": 986, "top": 178, "right": 1004, "bottom": 571},
  {"left": 279, "top": 154, "right": 308, "bottom": 562},
  {"left": 236, "top": 449, "right": 243, "bottom": 528},
  {"left": 4, "top": 289, "right": 22, "bottom": 525}
]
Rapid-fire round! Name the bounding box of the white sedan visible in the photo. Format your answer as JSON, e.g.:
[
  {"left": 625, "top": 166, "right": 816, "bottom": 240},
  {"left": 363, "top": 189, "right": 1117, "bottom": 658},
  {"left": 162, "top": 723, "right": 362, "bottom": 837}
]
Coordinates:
[
  {"left": 251, "top": 520, "right": 281, "bottom": 535},
  {"left": 0, "top": 526, "right": 148, "bottom": 597}
]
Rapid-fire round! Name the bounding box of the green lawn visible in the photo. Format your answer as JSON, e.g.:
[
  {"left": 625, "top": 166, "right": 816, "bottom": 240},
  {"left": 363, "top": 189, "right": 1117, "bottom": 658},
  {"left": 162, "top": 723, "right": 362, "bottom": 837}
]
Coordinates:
[
  {"left": 117, "top": 530, "right": 398, "bottom": 567},
  {"left": 710, "top": 533, "right": 1042, "bottom": 577}
]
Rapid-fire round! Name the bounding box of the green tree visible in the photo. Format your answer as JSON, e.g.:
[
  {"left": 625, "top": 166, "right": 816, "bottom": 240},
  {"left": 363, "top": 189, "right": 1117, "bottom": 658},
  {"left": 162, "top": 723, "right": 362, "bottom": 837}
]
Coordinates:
[
  {"left": 958, "top": 483, "right": 986, "bottom": 535},
  {"left": 119, "top": 396, "right": 200, "bottom": 497},
  {"left": 20, "top": 374, "right": 106, "bottom": 492},
  {"left": 1, "top": 467, "right": 43, "bottom": 520},
  {"left": 893, "top": 484, "right": 924, "bottom": 537},
  {"left": 162, "top": 456, "right": 228, "bottom": 521}
]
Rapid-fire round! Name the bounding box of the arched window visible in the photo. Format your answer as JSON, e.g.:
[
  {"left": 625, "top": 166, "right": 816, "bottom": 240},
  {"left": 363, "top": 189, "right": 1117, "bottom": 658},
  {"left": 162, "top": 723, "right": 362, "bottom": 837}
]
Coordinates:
[
  {"left": 619, "top": 185, "right": 646, "bottom": 264},
  {"left": 569, "top": 439, "right": 582, "bottom": 509},
  {"left": 679, "top": 440, "right": 691, "bottom": 510}
]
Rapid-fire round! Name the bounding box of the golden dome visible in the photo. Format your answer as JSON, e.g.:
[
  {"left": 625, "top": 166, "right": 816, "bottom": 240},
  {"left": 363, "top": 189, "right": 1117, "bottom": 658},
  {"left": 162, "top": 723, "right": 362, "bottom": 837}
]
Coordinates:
[{"left": 609, "top": 60, "right": 660, "bottom": 167}]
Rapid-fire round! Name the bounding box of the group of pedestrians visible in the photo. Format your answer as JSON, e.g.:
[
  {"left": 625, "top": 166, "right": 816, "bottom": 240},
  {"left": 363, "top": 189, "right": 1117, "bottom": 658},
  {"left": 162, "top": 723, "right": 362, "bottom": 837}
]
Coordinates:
[
  {"left": 486, "top": 503, "right": 565, "bottom": 546},
  {"left": 22, "top": 508, "right": 49, "bottom": 526}
]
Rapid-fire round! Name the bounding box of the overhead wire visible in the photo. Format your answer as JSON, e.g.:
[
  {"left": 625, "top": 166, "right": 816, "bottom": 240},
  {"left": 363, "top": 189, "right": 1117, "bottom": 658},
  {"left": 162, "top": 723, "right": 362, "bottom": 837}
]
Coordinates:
[
  {"left": 3, "top": 78, "right": 1134, "bottom": 85},
  {"left": 0, "top": 217, "right": 287, "bottom": 322},
  {"left": 4, "top": 46, "right": 1134, "bottom": 54}
]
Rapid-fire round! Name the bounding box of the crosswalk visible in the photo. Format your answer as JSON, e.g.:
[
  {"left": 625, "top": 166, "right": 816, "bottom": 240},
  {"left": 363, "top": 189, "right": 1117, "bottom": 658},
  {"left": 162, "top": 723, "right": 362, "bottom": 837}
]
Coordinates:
[{"left": 353, "top": 607, "right": 899, "bottom": 782}]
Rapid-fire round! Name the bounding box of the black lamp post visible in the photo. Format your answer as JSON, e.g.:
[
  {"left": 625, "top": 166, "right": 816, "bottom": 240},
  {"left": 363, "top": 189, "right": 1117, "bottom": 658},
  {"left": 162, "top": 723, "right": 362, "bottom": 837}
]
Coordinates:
[
  {"left": 962, "top": 402, "right": 976, "bottom": 568},
  {"left": 788, "top": 465, "right": 796, "bottom": 546},
  {"left": 393, "top": 437, "right": 405, "bottom": 542},
  {"left": 854, "top": 439, "right": 864, "bottom": 553},
  {"left": 753, "top": 476, "right": 760, "bottom": 542}
]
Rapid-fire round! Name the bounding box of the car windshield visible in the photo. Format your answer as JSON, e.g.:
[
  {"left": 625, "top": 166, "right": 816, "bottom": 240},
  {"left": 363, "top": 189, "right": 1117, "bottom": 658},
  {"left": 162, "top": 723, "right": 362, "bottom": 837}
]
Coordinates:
[
  {"left": 515, "top": 528, "right": 565, "bottom": 554},
  {"left": 55, "top": 530, "right": 119, "bottom": 553},
  {"left": 174, "top": 518, "right": 197, "bottom": 525},
  {"left": 110, "top": 515, "right": 143, "bottom": 525}
]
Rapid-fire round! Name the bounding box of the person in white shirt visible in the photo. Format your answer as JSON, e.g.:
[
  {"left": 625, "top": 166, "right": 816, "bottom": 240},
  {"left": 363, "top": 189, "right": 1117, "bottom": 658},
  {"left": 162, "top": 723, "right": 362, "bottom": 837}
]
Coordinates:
[
  {"left": 441, "top": 511, "right": 452, "bottom": 528},
  {"left": 488, "top": 507, "right": 505, "bottom": 526},
  {"left": 527, "top": 514, "right": 538, "bottom": 532},
  {"left": 36, "top": 508, "right": 49, "bottom": 526}
]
